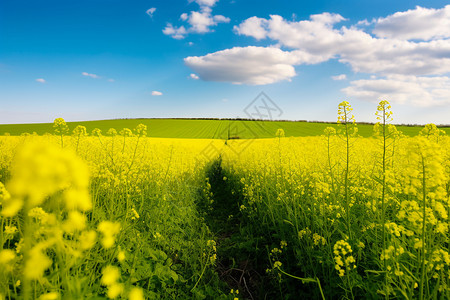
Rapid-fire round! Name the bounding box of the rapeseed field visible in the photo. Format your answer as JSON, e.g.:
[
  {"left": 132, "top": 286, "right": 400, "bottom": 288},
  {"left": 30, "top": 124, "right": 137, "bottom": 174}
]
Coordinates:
[{"left": 0, "top": 101, "right": 449, "bottom": 299}]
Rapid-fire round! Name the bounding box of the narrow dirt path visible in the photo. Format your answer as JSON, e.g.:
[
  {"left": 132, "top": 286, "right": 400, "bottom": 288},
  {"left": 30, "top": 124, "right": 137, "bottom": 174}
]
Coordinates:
[{"left": 198, "top": 157, "right": 272, "bottom": 300}]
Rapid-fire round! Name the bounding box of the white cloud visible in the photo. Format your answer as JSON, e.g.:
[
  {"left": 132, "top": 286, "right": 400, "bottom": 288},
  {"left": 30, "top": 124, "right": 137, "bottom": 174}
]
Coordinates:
[
  {"left": 230, "top": 13, "right": 347, "bottom": 62},
  {"left": 234, "top": 16, "right": 268, "bottom": 40},
  {"left": 187, "top": 7, "right": 450, "bottom": 105},
  {"left": 332, "top": 74, "right": 347, "bottom": 80},
  {"left": 191, "top": 0, "right": 218, "bottom": 7},
  {"left": 35, "top": 78, "right": 46, "bottom": 83},
  {"left": 152, "top": 91, "right": 163, "bottom": 96},
  {"left": 188, "top": 10, "right": 216, "bottom": 33},
  {"left": 190, "top": 73, "right": 200, "bottom": 80},
  {"left": 356, "top": 19, "right": 372, "bottom": 27},
  {"left": 373, "top": 5, "right": 450, "bottom": 40},
  {"left": 146, "top": 7, "right": 156, "bottom": 18},
  {"left": 213, "top": 15, "right": 230, "bottom": 23},
  {"left": 233, "top": 12, "right": 450, "bottom": 76},
  {"left": 163, "top": 0, "right": 229, "bottom": 39},
  {"left": 342, "top": 75, "right": 450, "bottom": 107},
  {"left": 188, "top": 9, "right": 229, "bottom": 33},
  {"left": 82, "top": 72, "right": 100, "bottom": 79},
  {"left": 184, "top": 46, "right": 319, "bottom": 85},
  {"left": 162, "top": 24, "right": 187, "bottom": 39}
]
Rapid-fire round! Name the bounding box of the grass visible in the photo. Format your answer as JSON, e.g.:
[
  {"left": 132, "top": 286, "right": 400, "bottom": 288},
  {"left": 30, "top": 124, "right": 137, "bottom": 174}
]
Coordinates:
[{"left": 1, "top": 118, "right": 449, "bottom": 138}]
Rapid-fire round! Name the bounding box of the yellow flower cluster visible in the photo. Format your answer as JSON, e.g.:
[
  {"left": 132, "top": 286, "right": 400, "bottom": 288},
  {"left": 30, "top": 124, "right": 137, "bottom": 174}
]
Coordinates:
[
  {"left": 2, "top": 142, "right": 91, "bottom": 216},
  {"left": 380, "top": 245, "right": 405, "bottom": 261},
  {"left": 101, "top": 265, "right": 124, "bottom": 299},
  {"left": 131, "top": 208, "right": 140, "bottom": 220},
  {"left": 98, "top": 221, "right": 121, "bottom": 249},
  {"left": 206, "top": 239, "right": 217, "bottom": 264},
  {"left": 337, "top": 101, "right": 355, "bottom": 124},
  {"left": 332, "top": 240, "right": 355, "bottom": 278},
  {"left": 297, "top": 228, "right": 326, "bottom": 247}
]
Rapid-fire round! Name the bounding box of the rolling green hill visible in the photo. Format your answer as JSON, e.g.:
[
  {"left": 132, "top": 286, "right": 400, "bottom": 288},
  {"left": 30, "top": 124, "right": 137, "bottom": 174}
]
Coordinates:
[{"left": 0, "top": 118, "right": 448, "bottom": 138}]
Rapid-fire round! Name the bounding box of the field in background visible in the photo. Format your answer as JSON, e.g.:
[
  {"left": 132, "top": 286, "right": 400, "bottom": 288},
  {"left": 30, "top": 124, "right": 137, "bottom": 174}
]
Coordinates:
[{"left": 1, "top": 118, "right": 449, "bottom": 138}]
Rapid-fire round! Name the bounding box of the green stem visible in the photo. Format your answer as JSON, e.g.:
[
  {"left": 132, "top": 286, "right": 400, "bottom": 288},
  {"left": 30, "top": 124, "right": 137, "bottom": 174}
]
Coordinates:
[
  {"left": 76, "top": 134, "right": 80, "bottom": 153},
  {"left": 191, "top": 250, "right": 212, "bottom": 292},
  {"left": 327, "top": 135, "right": 336, "bottom": 202},
  {"left": 276, "top": 267, "right": 325, "bottom": 300},
  {"left": 344, "top": 108, "right": 351, "bottom": 240},
  {"left": 381, "top": 108, "right": 388, "bottom": 299},
  {"left": 419, "top": 154, "right": 427, "bottom": 300}
]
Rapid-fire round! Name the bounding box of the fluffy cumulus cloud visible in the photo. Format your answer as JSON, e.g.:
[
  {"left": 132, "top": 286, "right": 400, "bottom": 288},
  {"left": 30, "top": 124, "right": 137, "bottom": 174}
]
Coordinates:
[
  {"left": 188, "top": 6, "right": 450, "bottom": 105},
  {"left": 233, "top": 17, "right": 268, "bottom": 40},
  {"left": 188, "top": 10, "right": 216, "bottom": 33},
  {"left": 151, "top": 91, "right": 163, "bottom": 96},
  {"left": 233, "top": 12, "right": 450, "bottom": 76},
  {"left": 184, "top": 46, "right": 323, "bottom": 85},
  {"left": 163, "top": 0, "right": 229, "bottom": 39},
  {"left": 189, "top": 73, "right": 199, "bottom": 80},
  {"left": 35, "top": 78, "right": 46, "bottom": 83},
  {"left": 373, "top": 5, "right": 450, "bottom": 40}
]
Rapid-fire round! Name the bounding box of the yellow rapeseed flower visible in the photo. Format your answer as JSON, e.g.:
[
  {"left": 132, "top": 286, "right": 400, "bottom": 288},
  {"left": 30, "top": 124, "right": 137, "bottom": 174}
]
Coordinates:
[
  {"left": 79, "top": 230, "right": 97, "bottom": 250},
  {"left": 128, "top": 287, "right": 144, "bottom": 300},
  {"left": 4, "top": 225, "right": 18, "bottom": 235},
  {"left": 101, "top": 265, "right": 120, "bottom": 286},
  {"left": 117, "top": 250, "right": 126, "bottom": 262},
  {"left": 107, "top": 283, "right": 124, "bottom": 299},
  {"left": 38, "top": 292, "right": 59, "bottom": 300},
  {"left": 63, "top": 211, "right": 87, "bottom": 233},
  {"left": 0, "top": 249, "right": 16, "bottom": 271},
  {"left": 98, "top": 221, "right": 121, "bottom": 249},
  {"left": 5, "top": 142, "right": 90, "bottom": 214},
  {"left": 24, "top": 246, "right": 52, "bottom": 280}
]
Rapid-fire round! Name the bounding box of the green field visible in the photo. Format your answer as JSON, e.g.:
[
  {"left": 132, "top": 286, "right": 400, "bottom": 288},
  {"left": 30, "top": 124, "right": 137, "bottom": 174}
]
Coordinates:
[{"left": 0, "top": 118, "right": 448, "bottom": 138}]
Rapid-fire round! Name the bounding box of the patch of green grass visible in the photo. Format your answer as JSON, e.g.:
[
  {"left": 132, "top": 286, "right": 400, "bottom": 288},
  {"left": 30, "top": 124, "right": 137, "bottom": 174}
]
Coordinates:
[{"left": 0, "top": 118, "right": 447, "bottom": 138}]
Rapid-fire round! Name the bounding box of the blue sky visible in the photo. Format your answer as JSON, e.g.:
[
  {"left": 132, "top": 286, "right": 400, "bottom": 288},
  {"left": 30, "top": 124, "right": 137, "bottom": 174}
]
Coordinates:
[{"left": 1, "top": 0, "right": 449, "bottom": 124}]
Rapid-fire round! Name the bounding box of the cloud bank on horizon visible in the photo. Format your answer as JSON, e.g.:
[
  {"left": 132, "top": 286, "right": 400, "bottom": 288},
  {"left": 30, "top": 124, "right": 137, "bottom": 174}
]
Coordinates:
[{"left": 180, "top": 5, "right": 450, "bottom": 107}]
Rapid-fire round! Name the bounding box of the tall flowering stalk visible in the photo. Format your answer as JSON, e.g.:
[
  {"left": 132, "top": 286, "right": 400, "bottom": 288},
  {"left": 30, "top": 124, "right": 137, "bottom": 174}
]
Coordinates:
[
  {"left": 72, "top": 125, "right": 88, "bottom": 154},
  {"left": 375, "top": 101, "right": 393, "bottom": 249},
  {"left": 375, "top": 100, "right": 393, "bottom": 298},
  {"left": 119, "top": 128, "right": 133, "bottom": 154},
  {"left": 107, "top": 128, "right": 118, "bottom": 164},
  {"left": 53, "top": 118, "right": 69, "bottom": 148},
  {"left": 128, "top": 124, "right": 147, "bottom": 173},
  {"left": 275, "top": 128, "right": 285, "bottom": 176},
  {"left": 337, "top": 101, "right": 357, "bottom": 240},
  {"left": 420, "top": 123, "right": 446, "bottom": 143}
]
